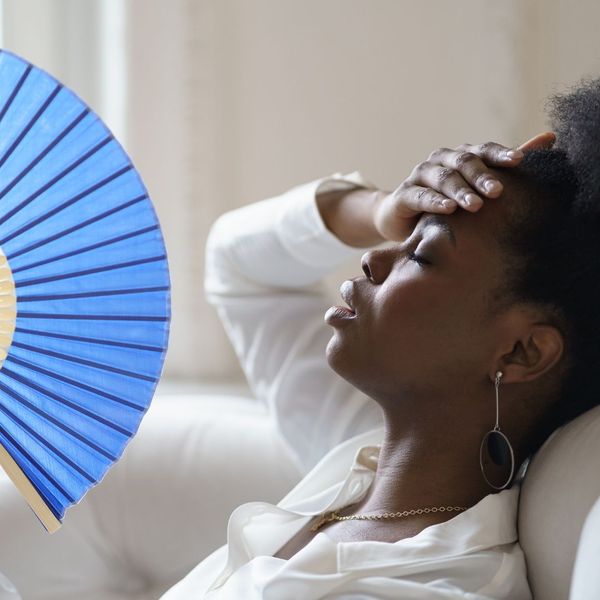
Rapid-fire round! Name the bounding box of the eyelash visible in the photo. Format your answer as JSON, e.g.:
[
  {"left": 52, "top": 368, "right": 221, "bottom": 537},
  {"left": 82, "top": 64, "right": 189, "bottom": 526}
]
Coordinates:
[{"left": 406, "top": 250, "right": 430, "bottom": 266}]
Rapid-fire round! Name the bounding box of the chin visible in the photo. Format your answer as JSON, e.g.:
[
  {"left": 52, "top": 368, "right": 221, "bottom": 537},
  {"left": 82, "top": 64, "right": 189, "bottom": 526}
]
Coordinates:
[{"left": 325, "top": 335, "right": 366, "bottom": 388}]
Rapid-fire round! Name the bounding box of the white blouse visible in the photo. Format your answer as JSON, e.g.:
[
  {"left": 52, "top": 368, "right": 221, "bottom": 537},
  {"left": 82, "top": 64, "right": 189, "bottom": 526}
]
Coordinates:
[{"left": 160, "top": 172, "right": 533, "bottom": 599}]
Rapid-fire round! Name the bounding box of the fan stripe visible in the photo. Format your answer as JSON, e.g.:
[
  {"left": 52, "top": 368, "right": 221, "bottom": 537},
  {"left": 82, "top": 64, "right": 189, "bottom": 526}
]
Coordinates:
[
  {"left": 8, "top": 194, "right": 147, "bottom": 259},
  {"left": 11, "top": 341, "right": 157, "bottom": 382},
  {"left": 0, "top": 64, "right": 31, "bottom": 124},
  {"left": 5, "top": 355, "right": 146, "bottom": 411},
  {"left": 17, "top": 286, "right": 169, "bottom": 303},
  {"left": 17, "top": 312, "right": 167, "bottom": 322},
  {"left": 0, "top": 366, "right": 134, "bottom": 437},
  {"left": 0, "top": 386, "right": 97, "bottom": 484},
  {"left": 0, "top": 371, "right": 119, "bottom": 460},
  {"left": 14, "top": 326, "right": 164, "bottom": 353},
  {"left": 0, "top": 84, "right": 62, "bottom": 169},
  {"left": 0, "top": 135, "right": 111, "bottom": 225},
  {"left": 15, "top": 254, "right": 167, "bottom": 287},
  {"left": 12, "top": 225, "right": 159, "bottom": 274},
  {"left": 0, "top": 165, "right": 133, "bottom": 246},
  {"left": 0, "top": 108, "right": 90, "bottom": 203},
  {"left": 0, "top": 425, "right": 75, "bottom": 503}
]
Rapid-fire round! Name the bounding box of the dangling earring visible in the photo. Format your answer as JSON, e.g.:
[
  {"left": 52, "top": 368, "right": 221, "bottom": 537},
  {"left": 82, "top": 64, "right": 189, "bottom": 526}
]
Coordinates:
[{"left": 479, "top": 370, "right": 515, "bottom": 490}]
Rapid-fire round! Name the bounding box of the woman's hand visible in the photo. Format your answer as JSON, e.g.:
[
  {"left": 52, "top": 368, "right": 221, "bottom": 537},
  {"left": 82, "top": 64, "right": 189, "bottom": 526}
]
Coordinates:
[{"left": 372, "top": 132, "right": 556, "bottom": 243}]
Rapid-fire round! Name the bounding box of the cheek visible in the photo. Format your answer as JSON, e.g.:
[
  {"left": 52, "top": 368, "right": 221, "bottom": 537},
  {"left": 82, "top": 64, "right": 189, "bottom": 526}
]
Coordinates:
[
  {"left": 375, "top": 278, "right": 447, "bottom": 331},
  {"left": 372, "top": 278, "right": 482, "bottom": 364}
]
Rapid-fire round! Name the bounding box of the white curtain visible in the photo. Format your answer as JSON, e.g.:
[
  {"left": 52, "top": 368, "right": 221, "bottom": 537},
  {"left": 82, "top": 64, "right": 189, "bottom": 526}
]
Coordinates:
[{"left": 1, "top": 0, "right": 600, "bottom": 383}]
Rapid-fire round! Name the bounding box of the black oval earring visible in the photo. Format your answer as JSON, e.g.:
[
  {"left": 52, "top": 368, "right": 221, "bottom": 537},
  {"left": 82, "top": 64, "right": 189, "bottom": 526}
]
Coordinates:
[{"left": 479, "top": 370, "right": 515, "bottom": 490}]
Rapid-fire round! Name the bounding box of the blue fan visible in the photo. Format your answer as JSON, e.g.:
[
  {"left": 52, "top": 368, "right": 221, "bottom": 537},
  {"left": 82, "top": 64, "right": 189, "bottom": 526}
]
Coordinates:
[{"left": 0, "top": 49, "right": 171, "bottom": 533}]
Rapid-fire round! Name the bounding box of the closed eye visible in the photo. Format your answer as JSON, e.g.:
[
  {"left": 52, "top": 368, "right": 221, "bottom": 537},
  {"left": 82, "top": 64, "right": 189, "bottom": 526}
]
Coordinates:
[{"left": 406, "top": 250, "right": 431, "bottom": 266}]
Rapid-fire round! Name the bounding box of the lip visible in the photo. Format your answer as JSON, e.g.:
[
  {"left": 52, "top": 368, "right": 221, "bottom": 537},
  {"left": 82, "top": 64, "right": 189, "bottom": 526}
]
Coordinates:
[
  {"left": 324, "top": 305, "right": 357, "bottom": 324},
  {"left": 339, "top": 280, "right": 356, "bottom": 313}
]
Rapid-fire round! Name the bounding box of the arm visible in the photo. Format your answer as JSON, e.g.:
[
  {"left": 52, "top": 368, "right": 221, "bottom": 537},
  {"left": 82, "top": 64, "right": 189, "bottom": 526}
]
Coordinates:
[{"left": 204, "top": 172, "right": 386, "bottom": 475}]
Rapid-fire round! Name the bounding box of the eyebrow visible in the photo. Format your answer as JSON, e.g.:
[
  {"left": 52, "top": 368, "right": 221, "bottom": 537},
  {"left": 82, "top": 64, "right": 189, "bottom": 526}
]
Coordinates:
[{"left": 419, "top": 214, "right": 457, "bottom": 248}]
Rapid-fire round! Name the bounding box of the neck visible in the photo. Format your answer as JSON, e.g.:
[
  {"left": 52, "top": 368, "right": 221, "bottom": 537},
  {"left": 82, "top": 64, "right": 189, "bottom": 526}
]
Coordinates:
[{"left": 352, "top": 407, "right": 520, "bottom": 516}]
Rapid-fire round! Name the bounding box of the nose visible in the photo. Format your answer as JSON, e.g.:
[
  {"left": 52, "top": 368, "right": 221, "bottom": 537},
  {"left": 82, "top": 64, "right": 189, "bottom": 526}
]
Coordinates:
[
  {"left": 361, "top": 246, "right": 398, "bottom": 284},
  {"left": 361, "top": 250, "right": 386, "bottom": 283}
]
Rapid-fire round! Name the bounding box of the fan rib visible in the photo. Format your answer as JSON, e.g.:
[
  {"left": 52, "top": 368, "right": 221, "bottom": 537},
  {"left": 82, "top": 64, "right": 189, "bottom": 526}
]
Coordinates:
[
  {"left": 0, "top": 366, "right": 134, "bottom": 437},
  {"left": 17, "top": 285, "right": 168, "bottom": 304},
  {"left": 0, "top": 64, "right": 31, "bottom": 124},
  {"left": 17, "top": 312, "right": 167, "bottom": 322},
  {"left": 0, "top": 165, "right": 133, "bottom": 246},
  {"left": 11, "top": 341, "right": 157, "bottom": 382},
  {"left": 14, "top": 326, "right": 164, "bottom": 353},
  {"left": 0, "top": 84, "right": 62, "bottom": 169},
  {"left": 12, "top": 225, "right": 159, "bottom": 274},
  {"left": 0, "top": 373, "right": 119, "bottom": 461},
  {"left": 5, "top": 355, "right": 146, "bottom": 411},
  {"left": 0, "top": 135, "right": 111, "bottom": 225},
  {"left": 0, "top": 440, "right": 62, "bottom": 532},
  {"left": 0, "top": 428, "right": 75, "bottom": 506},
  {"left": 8, "top": 194, "right": 146, "bottom": 260},
  {"left": 15, "top": 254, "right": 167, "bottom": 287},
  {"left": 0, "top": 399, "right": 89, "bottom": 491},
  {"left": 0, "top": 108, "right": 90, "bottom": 202}
]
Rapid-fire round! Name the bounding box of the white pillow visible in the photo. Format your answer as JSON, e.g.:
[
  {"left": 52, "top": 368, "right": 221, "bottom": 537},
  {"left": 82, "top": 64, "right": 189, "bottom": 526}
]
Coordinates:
[
  {"left": 518, "top": 403, "right": 600, "bottom": 600},
  {"left": 569, "top": 494, "right": 600, "bottom": 599}
]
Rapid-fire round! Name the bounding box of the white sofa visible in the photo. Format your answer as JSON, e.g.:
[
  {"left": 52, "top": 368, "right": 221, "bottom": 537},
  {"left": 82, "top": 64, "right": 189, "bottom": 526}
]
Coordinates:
[{"left": 0, "top": 383, "right": 599, "bottom": 600}]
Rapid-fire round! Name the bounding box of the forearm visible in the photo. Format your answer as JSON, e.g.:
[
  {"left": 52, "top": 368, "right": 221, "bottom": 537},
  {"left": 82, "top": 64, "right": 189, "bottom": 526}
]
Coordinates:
[{"left": 316, "top": 187, "right": 388, "bottom": 248}]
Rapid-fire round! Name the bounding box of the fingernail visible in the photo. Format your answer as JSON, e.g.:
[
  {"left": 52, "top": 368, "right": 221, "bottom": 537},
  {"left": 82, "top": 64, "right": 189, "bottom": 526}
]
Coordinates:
[
  {"left": 505, "top": 149, "right": 523, "bottom": 160},
  {"left": 465, "top": 193, "right": 482, "bottom": 207},
  {"left": 442, "top": 199, "right": 455, "bottom": 208},
  {"left": 485, "top": 179, "right": 501, "bottom": 193}
]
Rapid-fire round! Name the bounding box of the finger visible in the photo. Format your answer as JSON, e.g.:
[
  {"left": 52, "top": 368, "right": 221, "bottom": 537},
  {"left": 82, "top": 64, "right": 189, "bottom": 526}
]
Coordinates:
[
  {"left": 457, "top": 141, "right": 524, "bottom": 167},
  {"left": 410, "top": 161, "right": 485, "bottom": 210},
  {"left": 517, "top": 131, "right": 556, "bottom": 152},
  {"left": 394, "top": 184, "right": 459, "bottom": 217},
  {"left": 427, "top": 148, "right": 504, "bottom": 199}
]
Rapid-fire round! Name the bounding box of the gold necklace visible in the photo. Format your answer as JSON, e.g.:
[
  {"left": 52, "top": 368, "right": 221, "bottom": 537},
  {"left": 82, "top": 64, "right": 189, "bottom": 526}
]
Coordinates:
[{"left": 310, "top": 505, "right": 468, "bottom": 532}]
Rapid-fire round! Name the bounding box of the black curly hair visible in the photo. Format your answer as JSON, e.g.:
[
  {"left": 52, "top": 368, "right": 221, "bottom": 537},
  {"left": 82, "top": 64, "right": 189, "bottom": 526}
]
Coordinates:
[{"left": 491, "top": 77, "right": 600, "bottom": 461}]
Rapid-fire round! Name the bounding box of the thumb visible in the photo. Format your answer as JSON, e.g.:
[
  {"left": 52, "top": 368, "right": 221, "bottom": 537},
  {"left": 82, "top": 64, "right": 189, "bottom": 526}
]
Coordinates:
[{"left": 517, "top": 131, "right": 556, "bottom": 152}]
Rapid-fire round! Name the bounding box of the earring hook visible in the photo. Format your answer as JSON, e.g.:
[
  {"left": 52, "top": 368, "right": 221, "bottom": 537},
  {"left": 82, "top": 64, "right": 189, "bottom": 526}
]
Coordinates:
[{"left": 494, "top": 371, "right": 503, "bottom": 431}]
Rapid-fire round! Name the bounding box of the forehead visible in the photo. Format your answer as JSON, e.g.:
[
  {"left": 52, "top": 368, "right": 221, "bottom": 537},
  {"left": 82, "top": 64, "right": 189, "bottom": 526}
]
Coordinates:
[{"left": 423, "top": 168, "right": 520, "bottom": 250}]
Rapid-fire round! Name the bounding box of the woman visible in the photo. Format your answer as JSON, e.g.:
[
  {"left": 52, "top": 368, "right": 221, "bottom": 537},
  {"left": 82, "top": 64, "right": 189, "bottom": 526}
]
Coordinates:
[{"left": 161, "top": 79, "right": 600, "bottom": 598}]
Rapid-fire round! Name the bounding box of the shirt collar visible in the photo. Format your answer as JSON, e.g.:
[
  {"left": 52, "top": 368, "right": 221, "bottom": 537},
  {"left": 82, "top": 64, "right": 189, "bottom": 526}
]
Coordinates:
[
  {"left": 207, "top": 432, "right": 383, "bottom": 591},
  {"left": 207, "top": 426, "right": 522, "bottom": 588},
  {"left": 336, "top": 482, "right": 521, "bottom": 572}
]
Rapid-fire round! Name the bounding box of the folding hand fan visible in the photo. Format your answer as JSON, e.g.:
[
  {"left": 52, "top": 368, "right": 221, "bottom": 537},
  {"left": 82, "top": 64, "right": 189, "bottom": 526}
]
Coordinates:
[{"left": 0, "top": 49, "right": 170, "bottom": 533}]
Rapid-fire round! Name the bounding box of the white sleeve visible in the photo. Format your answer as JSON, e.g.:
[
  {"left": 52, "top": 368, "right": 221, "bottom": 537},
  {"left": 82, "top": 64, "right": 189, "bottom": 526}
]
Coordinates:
[{"left": 204, "top": 171, "right": 385, "bottom": 474}]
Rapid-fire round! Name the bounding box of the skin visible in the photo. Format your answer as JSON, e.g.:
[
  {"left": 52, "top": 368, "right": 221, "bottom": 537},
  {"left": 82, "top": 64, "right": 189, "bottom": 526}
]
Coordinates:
[{"left": 273, "top": 132, "right": 565, "bottom": 560}]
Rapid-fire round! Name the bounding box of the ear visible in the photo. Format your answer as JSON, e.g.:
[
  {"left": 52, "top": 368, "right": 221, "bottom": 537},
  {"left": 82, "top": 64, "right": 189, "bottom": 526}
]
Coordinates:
[{"left": 492, "top": 323, "right": 564, "bottom": 385}]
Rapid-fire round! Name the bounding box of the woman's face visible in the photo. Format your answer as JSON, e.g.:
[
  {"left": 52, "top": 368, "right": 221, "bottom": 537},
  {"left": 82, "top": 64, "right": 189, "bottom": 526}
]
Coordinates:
[{"left": 325, "top": 184, "right": 516, "bottom": 408}]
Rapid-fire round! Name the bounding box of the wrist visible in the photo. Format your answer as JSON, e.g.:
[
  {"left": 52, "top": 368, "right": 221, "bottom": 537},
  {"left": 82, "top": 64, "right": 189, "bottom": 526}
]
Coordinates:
[{"left": 316, "top": 187, "right": 386, "bottom": 248}]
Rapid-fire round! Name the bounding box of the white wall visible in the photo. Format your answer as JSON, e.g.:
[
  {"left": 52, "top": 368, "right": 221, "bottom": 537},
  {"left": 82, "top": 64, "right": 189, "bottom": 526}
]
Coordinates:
[{"left": 2, "top": 0, "right": 600, "bottom": 383}]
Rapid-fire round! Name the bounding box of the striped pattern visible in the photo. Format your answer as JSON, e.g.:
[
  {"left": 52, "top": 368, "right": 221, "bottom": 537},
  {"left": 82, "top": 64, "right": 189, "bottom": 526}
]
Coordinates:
[{"left": 0, "top": 49, "right": 171, "bottom": 531}]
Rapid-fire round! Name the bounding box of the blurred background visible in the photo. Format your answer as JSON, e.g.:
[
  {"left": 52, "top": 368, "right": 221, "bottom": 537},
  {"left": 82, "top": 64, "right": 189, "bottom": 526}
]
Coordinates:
[{"left": 1, "top": 0, "right": 599, "bottom": 387}]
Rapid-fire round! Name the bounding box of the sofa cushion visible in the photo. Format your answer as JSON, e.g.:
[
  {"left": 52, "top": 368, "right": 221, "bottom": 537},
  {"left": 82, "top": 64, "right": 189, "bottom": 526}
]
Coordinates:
[
  {"left": 0, "top": 391, "right": 302, "bottom": 600},
  {"left": 569, "top": 494, "right": 600, "bottom": 599},
  {"left": 518, "top": 403, "right": 600, "bottom": 600}
]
